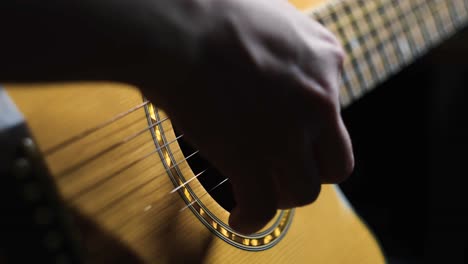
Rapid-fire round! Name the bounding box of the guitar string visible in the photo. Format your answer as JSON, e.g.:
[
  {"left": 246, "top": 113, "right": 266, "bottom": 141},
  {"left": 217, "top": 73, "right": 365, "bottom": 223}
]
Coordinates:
[
  {"left": 66, "top": 136, "right": 197, "bottom": 202},
  {"left": 56, "top": 110, "right": 226, "bottom": 218},
  {"left": 313, "top": 0, "right": 447, "bottom": 97},
  {"left": 53, "top": 99, "right": 231, "bottom": 216},
  {"left": 170, "top": 168, "right": 208, "bottom": 194},
  {"left": 50, "top": 102, "right": 217, "bottom": 213},
  {"left": 52, "top": 106, "right": 200, "bottom": 206},
  {"left": 44, "top": 100, "right": 149, "bottom": 156},
  {"left": 55, "top": 116, "right": 169, "bottom": 179},
  {"left": 179, "top": 178, "right": 229, "bottom": 212},
  {"left": 135, "top": 167, "right": 210, "bottom": 202},
  {"left": 93, "top": 168, "right": 221, "bottom": 233},
  {"left": 100, "top": 169, "right": 212, "bottom": 235},
  {"left": 52, "top": 104, "right": 227, "bottom": 219},
  {"left": 99, "top": 171, "right": 226, "bottom": 232},
  {"left": 90, "top": 148, "right": 204, "bottom": 216}
]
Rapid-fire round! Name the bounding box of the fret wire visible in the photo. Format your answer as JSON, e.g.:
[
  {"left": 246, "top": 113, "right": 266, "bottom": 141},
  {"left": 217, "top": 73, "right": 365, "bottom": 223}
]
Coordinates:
[
  {"left": 349, "top": 2, "right": 377, "bottom": 89},
  {"left": 394, "top": 2, "right": 410, "bottom": 52},
  {"left": 407, "top": 2, "right": 424, "bottom": 55},
  {"left": 351, "top": 1, "right": 388, "bottom": 92},
  {"left": 361, "top": 48, "right": 380, "bottom": 89},
  {"left": 429, "top": 0, "right": 460, "bottom": 44},
  {"left": 371, "top": 5, "right": 393, "bottom": 75},
  {"left": 456, "top": 0, "right": 466, "bottom": 24},
  {"left": 394, "top": 1, "right": 417, "bottom": 62},
  {"left": 341, "top": 0, "right": 442, "bottom": 90},
  {"left": 310, "top": 4, "right": 356, "bottom": 106},
  {"left": 343, "top": 1, "right": 379, "bottom": 54},
  {"left": 339, "top": 75, "right": 353, "bottom": 107},
  {"left": 423, "top": 2, "right": 441, "bottom": 45},
  {"left": 439, "top": 1, "right": 455, "bottom": 33},
  {"left": 445, "top": 1, "right": 458, "bottom": 31},
  {"left": 444, "top": 0, "right": 467, "bottom": 34},
  {"left": 419, "top": 3, "right": 434, "bottom": 47},
  {"left": 310, "top": 0, "right": 468, "bottom": 106},
  {"left": 339, "top": 1, "right": 383, "bottom": 95},
  {"left": 353, "top": 1, "right": 390, "bottom": 90},
  {"left": 362, "top": 0, "right": 389, "bottom": 80},
  {"left": 450, "top": 0, "right": 464, "bottom": 27},
  {"left": 379, "top": 1, "right": 403, "bottom": 71},
  {"left": 340, "top": 1, "right": 367, "bottom": 96},
  {"left": 453, "top": 0, "right": 463, "bottom": 24},
  {"left": 323, "top": 3, "right": 362, "bottom": 99},
  {"left": 350, "top": 0, "right": 429, "bottom": 85},
  {"left": 380, "top": 0, "right": 446, "bottom": 67},
  {"left": 368, "top": 0, "right": 397, "bottom": 81},
  {"left": 400, "top": 9, "right": 422, "bottom": 62},
  {"left": 461, "top": 0, "right": 468, "bottom": 21},
  {"left": 405, "top": 0, "right": 426, "bottom": 55},
  {"left": 457, "top": 0, "right": 465, "bottom": 23},
  {"left": 320, "top": 0, "right": 466, "bottom": 58},
  {"left": 464, "top": 0, "right": 468, "bottom": 17},
  {"left": 395, "top": 1, "right": 418, "bottom": 60},
  {"left": 431, "top": 0, "right": 448, "bottom": 38},
  {"left": 414, "top": 0, "right": 433, "bottom": 49}
]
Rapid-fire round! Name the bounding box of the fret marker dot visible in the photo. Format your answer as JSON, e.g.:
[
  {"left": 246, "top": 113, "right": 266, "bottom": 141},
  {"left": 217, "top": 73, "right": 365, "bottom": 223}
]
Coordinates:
[
  {"left": 350, "top": 39, "right": 360, "bottom": 51},
  {"left": 398, "top": 37, "right": 411, "bottom": 58}
]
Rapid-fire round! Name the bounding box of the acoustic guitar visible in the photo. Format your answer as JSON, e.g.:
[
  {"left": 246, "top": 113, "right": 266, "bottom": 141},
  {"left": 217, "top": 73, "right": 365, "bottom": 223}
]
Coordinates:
[{"left": 2, "top": 0, "right": 467, "bottom": 263}]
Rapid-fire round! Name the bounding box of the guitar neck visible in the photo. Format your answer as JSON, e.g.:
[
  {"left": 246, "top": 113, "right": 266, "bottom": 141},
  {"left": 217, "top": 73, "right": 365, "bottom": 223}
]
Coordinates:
[{"left": 306, "top": 0, "right": 468, "bottom": 107}]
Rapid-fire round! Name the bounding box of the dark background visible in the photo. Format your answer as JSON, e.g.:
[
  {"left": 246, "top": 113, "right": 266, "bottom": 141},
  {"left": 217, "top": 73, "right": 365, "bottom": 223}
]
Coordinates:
[{"left": 341, "top": 27, "right": 468, "bottom": 263}]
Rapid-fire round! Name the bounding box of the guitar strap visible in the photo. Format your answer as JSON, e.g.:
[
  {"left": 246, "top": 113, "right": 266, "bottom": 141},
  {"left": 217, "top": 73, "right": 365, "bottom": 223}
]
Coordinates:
[{"left": 0, "top": 87, "right": 83, "bottom": 263}]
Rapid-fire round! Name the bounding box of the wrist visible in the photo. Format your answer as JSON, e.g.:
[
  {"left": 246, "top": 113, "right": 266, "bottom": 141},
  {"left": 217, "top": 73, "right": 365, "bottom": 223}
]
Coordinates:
[{"left": 117, "top": 0, "right": 215, "bottom": 101}]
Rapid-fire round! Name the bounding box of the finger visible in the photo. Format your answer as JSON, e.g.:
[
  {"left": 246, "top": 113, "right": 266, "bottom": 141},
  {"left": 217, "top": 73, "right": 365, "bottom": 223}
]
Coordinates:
[
  {"left": 274, "top": 128, "right": 321, "bottom": 209},
  {"left": 315, "top": 113, "right": 354, "bottom": 183},
  {"left": 227, "top": 164, "right": 277, "bottom": 235}
]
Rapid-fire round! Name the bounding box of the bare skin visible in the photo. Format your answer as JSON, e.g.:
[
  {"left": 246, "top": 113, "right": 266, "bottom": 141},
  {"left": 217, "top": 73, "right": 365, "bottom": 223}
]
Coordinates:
[{"left": 0, "top": 0, "right": 353, "bottom": 234}]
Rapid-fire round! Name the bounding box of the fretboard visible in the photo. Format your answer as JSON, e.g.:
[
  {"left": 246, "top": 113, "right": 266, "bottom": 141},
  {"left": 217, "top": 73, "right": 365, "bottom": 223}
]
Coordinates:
[{"left": 306, "top": 0, "right": 468, "bottom": 107}]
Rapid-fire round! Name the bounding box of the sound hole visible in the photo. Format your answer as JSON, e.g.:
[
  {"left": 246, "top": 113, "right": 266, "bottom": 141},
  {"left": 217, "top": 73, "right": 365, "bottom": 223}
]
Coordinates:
[{"left": 174, "top": 128, "right": 236, "bottom": 212}]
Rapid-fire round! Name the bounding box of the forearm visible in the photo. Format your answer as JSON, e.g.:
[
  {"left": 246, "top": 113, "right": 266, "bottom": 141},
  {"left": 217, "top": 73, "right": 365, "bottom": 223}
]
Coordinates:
[{"left": 0, "top": 0, "right": 205, "bottom": 85}]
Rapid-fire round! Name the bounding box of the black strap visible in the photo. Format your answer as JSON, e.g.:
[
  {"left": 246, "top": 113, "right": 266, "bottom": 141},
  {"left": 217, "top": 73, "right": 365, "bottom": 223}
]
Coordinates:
[{"left": 0, "top": 88, "right": 83, "bottom": 263}]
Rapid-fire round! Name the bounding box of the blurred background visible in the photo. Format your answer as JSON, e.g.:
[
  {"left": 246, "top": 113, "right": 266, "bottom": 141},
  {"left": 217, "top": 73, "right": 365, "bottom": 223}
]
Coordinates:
[{"left": 340, "top": 26, "right": 468, "bottom": 264}]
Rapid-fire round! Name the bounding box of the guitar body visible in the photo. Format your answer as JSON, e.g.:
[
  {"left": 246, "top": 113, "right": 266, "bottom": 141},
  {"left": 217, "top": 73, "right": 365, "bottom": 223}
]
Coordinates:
[{"left": 3, "top": 0, "right": 386, "bottom": 263}]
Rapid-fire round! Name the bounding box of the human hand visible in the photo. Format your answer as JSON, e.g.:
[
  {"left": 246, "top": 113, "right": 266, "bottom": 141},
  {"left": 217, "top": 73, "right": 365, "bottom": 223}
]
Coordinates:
[{"left": 138, "top": 0, "right": 353, "bottom": 234}]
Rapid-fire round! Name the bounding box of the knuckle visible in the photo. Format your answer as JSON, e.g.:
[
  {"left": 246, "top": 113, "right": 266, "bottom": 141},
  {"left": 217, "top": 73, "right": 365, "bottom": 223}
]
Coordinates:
[
  {"left": 334, "top": 45, "right": 346, "bottom": 66},
  {"left": 320, "top": 30, "right": 346, "bottom": 70},
  {"left": 322, "top": 28, "right": 344, "bottom": 53},
  {"left": 322, "top": 151, "right": 355, "bottom": 183},
  {"left": 294, "top": 184, "right": 321, "bottom": 207},
  {"left": 340, "top": 152, "right": 355, "bottom": 182}
]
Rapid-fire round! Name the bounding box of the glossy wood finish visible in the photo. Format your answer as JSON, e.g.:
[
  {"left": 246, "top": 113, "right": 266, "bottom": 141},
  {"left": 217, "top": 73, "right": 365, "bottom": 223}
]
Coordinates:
[{"left": 4, "top": 0, "right": 386, "bottom": 263}]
